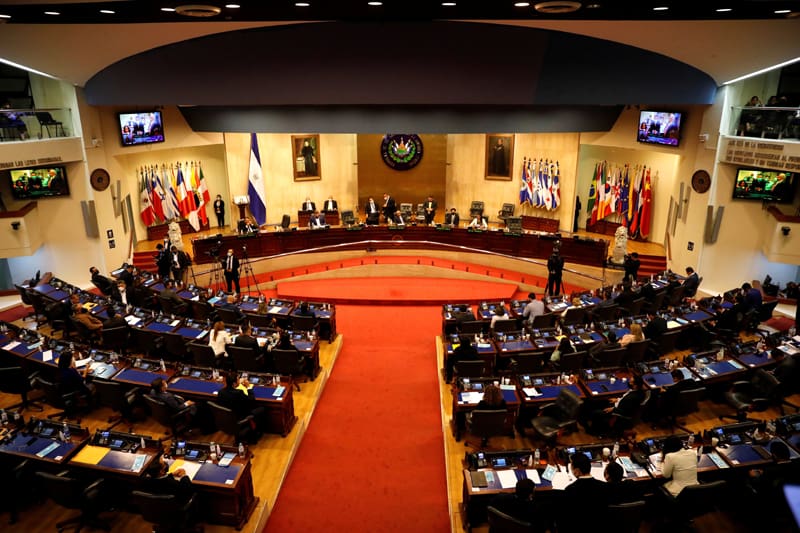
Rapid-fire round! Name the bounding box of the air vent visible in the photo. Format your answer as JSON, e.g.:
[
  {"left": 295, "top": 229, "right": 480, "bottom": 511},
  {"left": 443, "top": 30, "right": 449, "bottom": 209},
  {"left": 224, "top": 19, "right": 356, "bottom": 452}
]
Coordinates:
[
  {"left": 175, "top": 4, "right": 222, "bottom": 17},
  {"left": 534, "top": 1, "right": 582, "bottom": 14}
]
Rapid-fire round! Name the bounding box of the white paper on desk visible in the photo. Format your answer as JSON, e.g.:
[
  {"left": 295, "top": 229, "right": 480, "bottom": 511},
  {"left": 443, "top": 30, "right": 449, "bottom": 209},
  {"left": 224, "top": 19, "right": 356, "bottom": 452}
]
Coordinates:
[
  {"left": 523, "top": 387, "right": 542, "bottom": 397},
  {"left": 3, "top": 341, "right": 20, "bottom": 350},
  {"left": 125, "top": 316, "right": 141, "bottom": 326},
  {"left": 42, "top": 349, "right": 53, "bottom": 362},
  {"left": 170, "top": 319, "right": 180, "bottom": 327},
  {"left": 525, "top": 469, "right": 541, "bottom": 484},
  {"left": 667, "top": 320, "right": 682, "bottom": 329},
  {"left": 461, "top": 392, "right": 484, "bottom": 404},
  {"left": 648, "top": 453, "right": 663, "bottom": 475},
  {"left": 550, "top": 471, "right": 575, "bottom": 490},
  {"left": 191, "top": 295, "right": 200, "bottom": 302},
  {"left": 496, "top": 469, "right": 518, "bottom": 489},
  {"left": 793, "top": 335, "right": 800, "bottom": 343},
  {"left": 268, "top": 306, "right": 283, "bottom": 314},
  {"left": 180, "top": 461, "right": 202, "bottom": 480},
  {"left": 196, "top": 330, "right": 208, "bottom": 339},
  {"left": 590, "top": 465, "right": 607, "bottom": 481},
  {"left": 477, "top": 343, "right": 492, "bottom": 349},
  {"left": 256, "top": 337, "right": 267, "bottom": 347},
  {"left": 499, "top": 384, "right": 515, "bottom": 391},
  {"left": 74, "top": 357, "right": 92, "bottom": 368}
]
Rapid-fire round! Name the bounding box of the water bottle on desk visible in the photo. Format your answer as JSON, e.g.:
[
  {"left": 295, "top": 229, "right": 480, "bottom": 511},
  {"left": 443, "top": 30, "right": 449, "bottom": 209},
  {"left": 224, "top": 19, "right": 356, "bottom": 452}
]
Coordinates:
[
  {"left": 534, "top": 448, "right": 540, "bottom": 465},
  {"left": 62, "top": 422, "right": 70, "bottom": 442},
  {"left": 238, "top": 442, "right": 246, "bottom": 459},
  {"left": 612, "top": 441, "right": 619, "bottom": 460}
]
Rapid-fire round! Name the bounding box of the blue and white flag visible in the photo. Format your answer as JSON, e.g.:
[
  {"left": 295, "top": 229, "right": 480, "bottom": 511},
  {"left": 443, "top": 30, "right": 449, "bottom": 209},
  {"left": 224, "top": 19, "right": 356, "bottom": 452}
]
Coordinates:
[
  {"left": 248, "top": 133, "right": 267, "bottom": 225},
  {"left": 519, "top": 157, "right": 532, "bottom": 205}
]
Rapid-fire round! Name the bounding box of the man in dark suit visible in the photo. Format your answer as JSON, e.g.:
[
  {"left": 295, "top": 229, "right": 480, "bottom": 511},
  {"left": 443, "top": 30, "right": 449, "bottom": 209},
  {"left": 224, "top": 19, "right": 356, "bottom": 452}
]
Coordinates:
[
  {"left": 309, "top": 210, "right": 327, "bottom": 229},
  {"left": 423, "top": 196, "right": 437, "bottom": 225},
  {"left": 323, "top": 196, "right": 338, "bottom": 212},
  {"left": 235, "top": 324, "right": 261, "bottom": 352},
  {"left": 301, "top": 197, "right": 315, "bottom": 212},
  {"left": 365, "top": 196, "right": 380, "bottom": 225},
  {"left": 623, "top": 253, "right": 641, "bottom": 282},
  {"left": 150, "top": 377, "right": 196, "bottom": 416},
  {"left": 118, "top": 264, "right": 135, "bottom": 288},
  {"left": 103, "top": 308, "right": 128, "bottom": 329},
  {"left": 155, "top": 243, "right": 172, "bottom": 279},
  {"left": 644, "top": 311, "right": 668, "bottom": 342},
  {"left": 741, "top": 282, "right": 763, "bottom": 312},
  {"left": 587, "top": 375, "right": 647, "bottom": 435},
  {"left": 682, "top": 266, "right": 700, "bottom": 298},
  {"left": 90, "top": 266, "right": 113, "bottom": 295},
  {"left": 382, "top": 193, "right": 396, "bottom": 223},
  {"left": 111, "top": 280, "right": 133, "bottom": 306},
  {"left": 446, "top": 335, "right": 480, "bottom": 382},
  {"left": 169, "top": 246, "right": 191, "bottom": 284},
  {"left": 222, "top": 249, "right": 240, "bottom": 294},
  {"left": 490, "top": 478, "right": 550, "bottom": 532},
  {"left": 160, "top": 279, "right": 187, "bottom": 314},
  {"left": 216, "top": 371, "right": 267, "bottom": 431},
  {"left": 444, "top": 207, "right": 460, "bottom": 226},
  {"left": 560, "top": 453, "right": 609, "bottom": 532},
  {"left": 656, "top": 369, "right": 699, "bottom": 421}
]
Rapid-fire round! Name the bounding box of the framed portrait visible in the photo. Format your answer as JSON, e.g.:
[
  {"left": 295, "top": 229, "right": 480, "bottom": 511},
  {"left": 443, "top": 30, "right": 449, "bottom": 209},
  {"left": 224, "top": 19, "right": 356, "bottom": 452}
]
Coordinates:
[
  {"left": 291, "top": 134, "right": 321, "bottom": 181},
  {"left": 485, "top": 134, "right": 514, "bottom": 180}
]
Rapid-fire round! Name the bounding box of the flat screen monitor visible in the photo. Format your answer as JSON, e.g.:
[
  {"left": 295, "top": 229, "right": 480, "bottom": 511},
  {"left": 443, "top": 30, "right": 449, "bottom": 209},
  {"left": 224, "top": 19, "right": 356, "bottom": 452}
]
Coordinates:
[
  {"left": 8, "top": 166, "right": 69, "bottom": 199},
  {"left": 118, "top": 110, "right": 164, "bottom": 147},
  {"left": 637, "top": 110, "right": 683, "bottom": 147},
  {"left": 733, "top": 168, "right": 796, "bottom": 203}
]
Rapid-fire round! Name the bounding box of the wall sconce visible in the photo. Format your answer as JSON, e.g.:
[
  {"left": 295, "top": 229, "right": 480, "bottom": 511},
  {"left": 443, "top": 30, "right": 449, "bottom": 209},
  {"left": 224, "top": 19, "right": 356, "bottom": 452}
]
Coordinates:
[{"left": 781, "top": 226, "right": 791, "bottom": 236}]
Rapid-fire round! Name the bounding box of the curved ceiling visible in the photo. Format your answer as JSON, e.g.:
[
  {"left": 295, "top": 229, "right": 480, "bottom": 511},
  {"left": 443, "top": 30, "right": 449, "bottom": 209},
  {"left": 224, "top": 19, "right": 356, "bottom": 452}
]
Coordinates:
[{"left": 84, "top": 21, "right": 716, "bottom": 107}]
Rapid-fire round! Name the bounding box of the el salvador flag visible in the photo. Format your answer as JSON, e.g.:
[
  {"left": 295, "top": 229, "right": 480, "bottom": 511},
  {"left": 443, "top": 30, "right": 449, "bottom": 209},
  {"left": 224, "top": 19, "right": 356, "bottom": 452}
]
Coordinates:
[{"left": 248, "top": 133, "right": 267, "bottom": 225}]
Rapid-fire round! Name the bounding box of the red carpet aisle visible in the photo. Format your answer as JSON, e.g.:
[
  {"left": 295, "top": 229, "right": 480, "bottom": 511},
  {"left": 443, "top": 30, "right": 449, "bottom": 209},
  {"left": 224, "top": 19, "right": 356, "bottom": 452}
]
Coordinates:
[{"left": 265, "top": 305, "right": 449, "bottom": 532}]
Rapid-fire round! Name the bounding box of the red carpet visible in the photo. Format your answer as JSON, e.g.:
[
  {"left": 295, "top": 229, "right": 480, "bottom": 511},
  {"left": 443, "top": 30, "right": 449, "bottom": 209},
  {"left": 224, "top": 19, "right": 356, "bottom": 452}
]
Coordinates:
[
  {"left": 264, "top": 305, "right": 449, "bottom": 532},
  {"left": 278, "top": 277, "right": 517, "bottom": 304}
]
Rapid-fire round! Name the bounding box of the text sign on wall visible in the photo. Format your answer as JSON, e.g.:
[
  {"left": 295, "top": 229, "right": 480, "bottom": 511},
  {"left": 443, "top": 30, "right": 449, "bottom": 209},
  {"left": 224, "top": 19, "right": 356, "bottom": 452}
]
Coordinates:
[
  {"left": 0, "top": 156, "right": 63, "bottom": 170},
  {"left": 720, "top": 136, "right": 800, "bottom": 172}
]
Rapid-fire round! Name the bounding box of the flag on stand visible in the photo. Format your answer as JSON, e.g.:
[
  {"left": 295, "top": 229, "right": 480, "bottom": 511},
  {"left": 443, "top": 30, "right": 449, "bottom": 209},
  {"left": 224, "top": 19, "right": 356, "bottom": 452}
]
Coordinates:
[
  {"left": 139, "top": 171, "right": 155, "bottom": 226},
  {"left": 639, "top": 168, "right": 653, "bottom": 238},
  {"left": 619, "top": 165, "right": 630, "bottom": 225},
  {"left": 519, "top": 157, "right": 532, "bottom": 205},
  {"left": 587, "top": 164, "right": 598, "bottom": 225},
  {"left": 526, "top": 159, "right": 534, "bottom": 202},
  {"left": 197, "top": 163, "right": 210, "bottom": 227},
  {"left": 175, "top": 164, "right": 190, "bottom": 218},
  {"left": 186, "top": 163, "right": 198, "bottom": 214},
  {"left": 164, "top": 166, "right": 180, "bottom": 221},
  {"left": 149, "top": 166, "right": 165, "bottom": 223},
  {"left": 551, "top": 161, "right": 561, "bottom": 209},
  {"left": 248, "top": 133, "right": 267, "bottom": 225}
]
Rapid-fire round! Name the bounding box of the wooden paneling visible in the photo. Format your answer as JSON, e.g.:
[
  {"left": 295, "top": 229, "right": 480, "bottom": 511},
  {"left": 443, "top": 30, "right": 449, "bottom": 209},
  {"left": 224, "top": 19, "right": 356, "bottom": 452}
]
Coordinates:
[{"left": 357, "top": 134, "right": 446, "bottom": 220}]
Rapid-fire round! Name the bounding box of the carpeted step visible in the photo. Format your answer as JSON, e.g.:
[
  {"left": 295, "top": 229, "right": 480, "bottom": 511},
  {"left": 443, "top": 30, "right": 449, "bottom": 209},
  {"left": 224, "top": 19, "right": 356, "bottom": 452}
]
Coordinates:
[{"left": 132, "top": 250, "right": 156, "bottom": 271}]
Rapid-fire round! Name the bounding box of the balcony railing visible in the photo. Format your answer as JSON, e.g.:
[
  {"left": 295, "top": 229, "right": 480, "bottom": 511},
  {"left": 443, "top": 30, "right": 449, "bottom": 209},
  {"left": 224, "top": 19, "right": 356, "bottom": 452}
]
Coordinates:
[
  {"left": 0, "top": 107, "right": 73, "bottom": 142},
  {"left": 730, "top": 105, "right": 800, "bottom": 141}
]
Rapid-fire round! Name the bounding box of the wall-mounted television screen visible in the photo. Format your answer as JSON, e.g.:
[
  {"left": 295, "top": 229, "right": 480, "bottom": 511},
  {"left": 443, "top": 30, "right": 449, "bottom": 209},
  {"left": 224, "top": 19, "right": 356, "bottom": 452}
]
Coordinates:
[
  {"left": 733, "top": 168, "right": 796, "bottom": 203},
  {"left": 9, "top": 166, "right": 69, "bottom": 199},
  {"left": 637, "top": 110, "right": 683, "bottom": 147},
  {"left": 118, "top": 110, "right": 164, "bottom": 147}
]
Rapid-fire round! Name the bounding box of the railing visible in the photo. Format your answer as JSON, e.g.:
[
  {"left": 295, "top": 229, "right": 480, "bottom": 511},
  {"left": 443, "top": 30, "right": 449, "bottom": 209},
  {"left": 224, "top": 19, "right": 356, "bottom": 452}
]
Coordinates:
[
  {"left": 730, "top": 105, "right": 800, "bottom": 141},
  {"left": 0, "top": 107, "right": 73, "bottom": 142}
]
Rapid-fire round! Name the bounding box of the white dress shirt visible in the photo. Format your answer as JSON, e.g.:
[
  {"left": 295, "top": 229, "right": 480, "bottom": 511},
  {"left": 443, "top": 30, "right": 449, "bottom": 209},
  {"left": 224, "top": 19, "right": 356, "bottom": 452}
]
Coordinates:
[{"left": 662, "top": 448, "right": 699, "bottom": 496}]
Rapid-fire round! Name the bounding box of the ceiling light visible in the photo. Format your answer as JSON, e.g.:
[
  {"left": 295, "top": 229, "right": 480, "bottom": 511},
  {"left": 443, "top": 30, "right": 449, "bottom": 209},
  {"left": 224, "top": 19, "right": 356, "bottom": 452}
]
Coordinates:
[
  {"left": 442, "top": 2, "right": 456, "bottom": 5},
  {"left": 774, "top": 9, "right": 791, "bottom": 14},
  {"left": 586, "top": 3, "right": 601, "bottom": 8},
  {"left": 44, "top": 11, "right": 60, "bottom": 15},
  {"left": 0, "top": 57, "right": 57, "bottom": 79},
  {"left": 100, "top": 9, "right": 115, "bottom": 14},
  {"left": 723, "top": 56, "right": 800, "bottom": 85},
  {"left": 161, "top": 7, "right": 176, "bottom": 12},
  {"left": 653, "top": 6, "right": 669, "bottom": 11},
  {"left": 225, "top": 3, "right": 240, "bottom": 7},
  {"left": 534, "top": 2, "right": 582, "bottom": 14},
  {"left": 514, "top": 2, "right": 530, "bottom": 6},
  {"left": 295, "top": 2, "right": 310, "bottom": 5},
  {"left": 716, "top": 8, "right": 731, "bottom": 12},
  {"left": 0, "top": 14, "right": 10, "bottom": 19},
  {"left": 368, "top": 1, "right": 383, "bottom": 5}
]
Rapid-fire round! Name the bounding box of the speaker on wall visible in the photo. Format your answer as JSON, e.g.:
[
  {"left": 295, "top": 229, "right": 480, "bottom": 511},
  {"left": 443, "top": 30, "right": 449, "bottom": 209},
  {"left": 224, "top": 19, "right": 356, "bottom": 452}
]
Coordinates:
[{"left": 80, "top": 201, "right": 100, "bottom": 238}]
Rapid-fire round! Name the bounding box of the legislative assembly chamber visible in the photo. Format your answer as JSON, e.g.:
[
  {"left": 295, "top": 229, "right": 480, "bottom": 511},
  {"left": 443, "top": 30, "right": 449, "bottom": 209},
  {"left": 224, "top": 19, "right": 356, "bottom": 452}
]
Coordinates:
[{"left": 0, "top": 2, "right": 799, "bottom": 533}]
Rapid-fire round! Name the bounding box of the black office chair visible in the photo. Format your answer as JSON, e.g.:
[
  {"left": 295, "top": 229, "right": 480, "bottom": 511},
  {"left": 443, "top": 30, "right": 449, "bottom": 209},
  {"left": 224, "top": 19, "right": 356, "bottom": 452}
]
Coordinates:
[
  {"left": 493, "top": 319, "right": 518, "bottom": 333},
  {"left": 607, "top": 500, "right": 646, "bottom": 533},
  {"left": 208, "top": 400, "right": 257, "bottom": 444},
  {"left": 562, "top": 307, "right": 586, "bottom": 326},
  {"left": 623, "top": 298, "right": 646, "bottom": 317},
  {"left": 466, "top": 409, "right": 508, "bottom": 449},
  {"left": 509, "top": 353, "right": 547, "bottom": 375},
  {"left": 655, "top": 330, "right": 681, "bottom": 357},
  {"left": 90, "top": 276, "right": 114, "bottom": 296},
  {"left": 25, "top": 289, "right": 49, "bottom": 325},
  {"left": 623, "top": 340, "right": 649, "bottom": 366},
  {"left": 227, "top": 344, "right": 264, "bottom": 372},
  {"left": 720, "top": 369, "right": 797, "bottom": 422},
  {"left": 0, "top": 459, "right": 34, "bottom": 525},
  {"left": 132, "top": 490, "right": 198, "bottom": 533},
  {"left": 101, "top": 326, "right": 129, "bottom": 355},
  {"left": 0, "top": 365, "right": 43, "bottom": 411},
  {"left": 341, "top": 209, "right": 355, "bottom": 225},
  {"left": 592, "top": 347, "right": 627, "bottom": 368},
  {"left": 273, "top": 348, "right": 306, "bottom": 391},
  {"left": 190, "top": 300, "right": 213, "bottom": 321},
  {"left": 246, "top": 313, "right": 274, "bottom": 328},
  {"left": 486, "top": 505, "right": 532, "bottom": 533},
  {"left": 454, "top": 360, "right": 486, "bottom": 379},
  {"left": 14, "top": 284, "right": 36, "bottom": 321},
  {"left": 530, "top": 388, "right": 583, "bottom": 442},
  {"left": 130, "top": 327, "right": 164, "bottom": 358},
  {"left": 757, "top": 299, "right": 779, "bottom": 322},
  {"left": 663, "top": 387, "right": 705, "bottom": 432},
  {"left": 469, "top": 200, "right": 485, "bottom": 218},
  {"left": 662, "top": 480, "right": 728, "bottom": 529},
  {"left": 642, "top": 291, "right": 667, "bottom": 314},
  {"left": 217, "top": 306, "right": 244, "bottom": 325},
  {"left": 592, "top": 304, "right": 620, "bottom": 323},
  {"left": 93, "top": 379, "right": 141, "bottom": 432},
  {"left": 291, "top": 314, "right": 319, "bottom": 335},
  {"left": 554, "top": 351, "right": 585, "bottom": 373},
  {"left": 35, "top": 111, "right": 65, "bottom": 137},
  {"left": 668, "top": 285, "right": 686, "bottom": 307},
  {"left": 35, "top": 471, "right": 110, "bottom": 532},
  {"left": 34, "top": 376, "right": 80, "bottom": 421},
  {"left": 498, "top": 202, "right": 515, "bottom": 223},
  {"left": 162, "top": 332, "right": 189, "bottom": 362},
  {"left": 188, "top": 342, "right": 217, "bottom": 367},
  {"left": 281, "top": 214, "right": 291, "bottom": 231},
  {"left": 459, "top": 320, "right": 485, "bottom": 335},
  {"left": 143, "top": 395, "right": 191, "bottom": 438},
  {"left": 531, "top": 313, "right": 556, "bottom": 329},
  {"left": 159, "top": 296, "right": 188, "bottom": 316}
]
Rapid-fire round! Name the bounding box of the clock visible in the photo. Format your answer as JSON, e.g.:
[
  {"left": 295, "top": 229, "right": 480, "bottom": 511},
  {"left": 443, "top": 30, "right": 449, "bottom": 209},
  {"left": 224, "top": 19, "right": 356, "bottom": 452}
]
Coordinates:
[
  {"left": 90, "top": 168, "right": 111, "bottom": 191},
  {"left": 691, "top": 170, "right": 711, "bottom": 194}
]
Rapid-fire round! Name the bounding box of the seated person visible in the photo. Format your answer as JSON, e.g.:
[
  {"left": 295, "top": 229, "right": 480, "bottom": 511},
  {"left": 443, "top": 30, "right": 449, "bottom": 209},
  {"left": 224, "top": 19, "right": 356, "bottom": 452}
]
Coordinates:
[
  {"left": 490, "top": 478, "right": 550, "bottom": 532},
  {"left": 237, "top": 216, "right": 259, "bottom": 234},
  {"left": 274, "top": 330, "right": 307, "bottom": 374},
  {"left": 391, "top": 210, "right": 407, "bottom": 226},
  {"left": 560, "top": 453, "right": 609, "bottom": 532},
  {"left": 323, "top": 196, "right": 338, "bottom": 212},
  {"left": 682, "top": 267, "right": 700, "bottom": 298},
  {"left": 446, "top": 335, "right": 480, "bottom": 382},
  {"left": 145, "top": 455, "right": 196, "bottom": 505},
  {"left": 57, "top": 350, "right": 94, "bottom": 402},
  {"left": 613, "top": 283, "right": 637, "bottom": 311},
  {"left": 661, "top": 435, "right": 699, "bottom": 497},
  {"left": 112, "top": 280, "right": 133, "bottom": 306},
  {"left": 586, "top": 375, "right": 647, "bottom": 435},
  {"left": 444, "top": 207, "right": 460, "bottom": 226},
  {"left": 208, "top": 321, "right": 233, "bottom": 363},
  {"left": 643, "top": 313, "right": 667, "bottom": 342},
  {"left": 308, "top": 210, "right": 327, "bottom": 229},
  {"left": 217, "top": 371, "right": 267, "bottom": 431},
  {"left": 550, "top": 336, "right": 575, "bottom": 363},
  {"left": 714, "top": 294, "right": 746, "bottom": 330},
  {"left": 656, "top": 369, "right": 698, "bottom": 421},
  {"left": 605, "top": 462, "right": 637, "bottom": 505},
  {"left": 159, "top": 280, "right": 187, "bottom": 315},
  {"left": 149, "top": 377, "right": 196, "bottom": 417},
  {"left": 489, "top": 305, "right": 509, "bottom": 330},
  {"left": 103, "top": 308, "right": 128, "bottom": 329},
  {"left": 468, "top": 215, "right": 488, "bottom": 230},
  {"left": 72, "top": 305, "right": 103, "bottom": 337},
  {"left": 300, "top": 197, "right": 315, "bottom": 212},
  {"left": 476, "top": 383, "right": 506, "bottom": 410},
  {"left": 234, "top": 323, "right": 261, "bottom": 353},
  {"left": 89, "top": 266, "right": 114, "bottom": 295},
  {"left": 588, "top": 331, "right": 620, "bottom": 360},
  {"left": 742, "top": 282, "right": 763, "bottom": 312},
  {"left": 219, "top": 293, "right": 246, "bottom": 322}
]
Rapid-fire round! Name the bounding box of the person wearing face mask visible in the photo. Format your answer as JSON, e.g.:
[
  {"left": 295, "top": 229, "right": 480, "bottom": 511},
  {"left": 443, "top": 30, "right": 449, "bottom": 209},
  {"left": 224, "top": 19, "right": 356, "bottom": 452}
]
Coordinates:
[{"left": 222, "top": 248, "right": 240, "bottom": 294}]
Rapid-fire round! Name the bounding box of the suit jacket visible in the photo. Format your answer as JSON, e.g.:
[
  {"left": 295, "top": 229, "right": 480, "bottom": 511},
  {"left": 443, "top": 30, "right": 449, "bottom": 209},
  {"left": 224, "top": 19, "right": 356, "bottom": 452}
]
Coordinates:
[
  {"left": 365, "top": 199, "right": 380, "bottom": 215},
  {"left": 103, "top": 316, "right": 128, "bottom": 329},
  {"left": 301, "top": 200, "right": 316, "bottom": 211},
  {"left": 111, "top": 286, "right": 133, "bottom": 305},
  {"left": 309, "top": 214, "right": 327, "bottom": 228},
  {"left": 683, "top": 273, "right": 700, "bottom": 297},
  {"left": 382, "top": 196, "right": 396, "bottom": 219},
  {"left": 217, "top": 385, "right": 256, "bottom": 419},
  {"left": 424, "top": 200, "right": 437, "bottom": 214},
  {"left": 561, "top": 477, "right": 609, "bottom": 532},
  {"left": 92, "top": 272, "right": 114, "bottom": 293},
  {"left": 213, "top": 199, "right": 225, "bottom": 215},
  {"left": 323, "top": 199, "right": 338, "bottom": 211},
  {"left": 146, "top": 474, "right": 194, "bottom": 504},
  {"left": 74, "top": 312, "right": 103, "bottom": 331},
  {"left": 118, "top": 270, "right": 135, "bottom": 288},
  {"left": 445, "top": 212, "right": 460, "bottom": 226},
  {"left": 644, "top": 316, "right": 668, "bottom": 340},
  {"left": 235, "top": 334, "right": 260, "bottom": 352},
  {"left": 152, "top": 389, "right": 187, "bottom": 414},
  {"left": 613, "top": 388, "right": 647, "bottom": 418},
  {"left": 222, "top": 255, "right": 240, "bottom": 276}
]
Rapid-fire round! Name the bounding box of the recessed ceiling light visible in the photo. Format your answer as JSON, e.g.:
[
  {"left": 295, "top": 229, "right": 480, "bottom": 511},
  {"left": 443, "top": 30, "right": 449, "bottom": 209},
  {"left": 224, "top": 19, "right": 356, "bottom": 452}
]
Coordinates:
[
  {"left": 44, "top": 11, "right": 60, "bottom": 15},
  {"left": 586, "top": 3, "right": 601, "bottom": 8},
  {"left": 653, "top": 6, "right": 669, "bottom": 11},
  {"left": 100, "top": 9, "right": 115, "bottom": 14},
  {"left": 775, "top": 9, "right": 791, "bottom": 14},
  {"left": 367, "top": 1, "right": 383, "bottom": 5},
  {"left": 295, "top": 2, "right": 310, "bottom": 6},
  {"left": 442, "top": 2, "right": 456, "bottom": 5},
  {"left": 514, "top": 2, "right": 530, "bottom": 6},
  {"left": 0, "top": 14, "right": 10, "bottom": 19},
  {"left": 225, "top": 3, "right": 240, "bottom": 7},
  {"left": 161, "top": 7, "right": 176, "bottom": 12},
  {"left": 716, "top": 8, "right": 731, "bottom": 12}
]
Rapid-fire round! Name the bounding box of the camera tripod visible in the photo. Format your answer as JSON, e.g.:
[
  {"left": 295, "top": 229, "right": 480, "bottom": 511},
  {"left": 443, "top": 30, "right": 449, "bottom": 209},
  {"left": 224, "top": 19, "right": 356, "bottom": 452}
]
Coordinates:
[{"left": 240, "top": 244, "right": 260, "bottom": 295}]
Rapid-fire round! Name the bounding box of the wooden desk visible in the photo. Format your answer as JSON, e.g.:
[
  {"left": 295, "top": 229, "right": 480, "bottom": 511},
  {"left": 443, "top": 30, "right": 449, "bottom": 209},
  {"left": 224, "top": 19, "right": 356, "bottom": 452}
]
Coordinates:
[
  {"left": 289, "top": 302, "right": 337, "bottom": 342},
  {"left": 442, "top": 303, "right": 476, "bottom": 336},
  {"left": 451, "top": 379, "right": 520, "bottom": 441},
  {"left": 0, "top": 419, "right": 87, "bottom": 466},
  {"left": 191, "top": 226, "right": 608, "bottom": 267},
  {"left": 443, "top": 336, "right": 496, "bottom": 377},
  {"left": 578, "top": 367, "right": 632, "bottom": 400},
  {"left": 687, "top": 354, "right": 748, "bottom": 385}
]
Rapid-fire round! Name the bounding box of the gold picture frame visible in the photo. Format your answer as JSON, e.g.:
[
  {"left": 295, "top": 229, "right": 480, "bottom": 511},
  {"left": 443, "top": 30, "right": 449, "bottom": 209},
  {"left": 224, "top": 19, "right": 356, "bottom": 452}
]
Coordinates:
[
  {"left": 291, "top": 134, "right": 322, "bottom": 181},
  {"left": 485, "top": 134, "right": 514, "bottom": 180}
]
